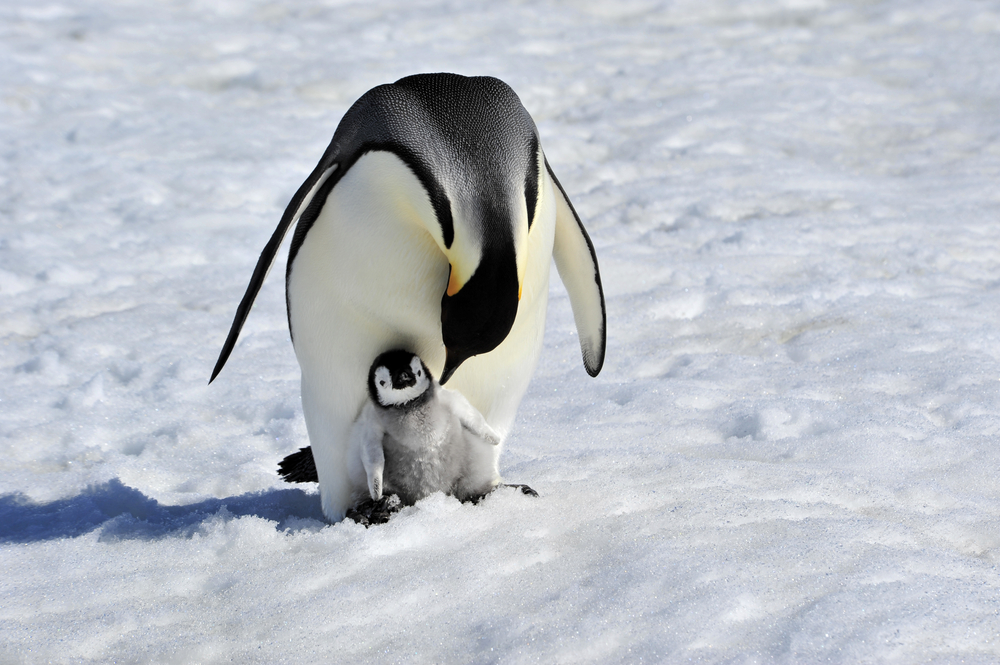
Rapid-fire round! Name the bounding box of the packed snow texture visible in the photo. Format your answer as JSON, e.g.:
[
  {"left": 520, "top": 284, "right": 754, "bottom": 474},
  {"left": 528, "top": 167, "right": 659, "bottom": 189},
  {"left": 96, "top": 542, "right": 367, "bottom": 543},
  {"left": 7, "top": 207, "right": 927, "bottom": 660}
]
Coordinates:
[{"left": 2, "top": 0, "right": 1000, "bottom": 662}]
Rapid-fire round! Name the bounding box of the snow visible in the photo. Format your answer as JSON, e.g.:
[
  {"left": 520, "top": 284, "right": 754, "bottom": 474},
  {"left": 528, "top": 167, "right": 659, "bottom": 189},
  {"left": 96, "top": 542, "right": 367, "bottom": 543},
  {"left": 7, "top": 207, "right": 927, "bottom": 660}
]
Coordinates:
[{"left": 2, "top": 0, "right": 999, "bottom": 661}]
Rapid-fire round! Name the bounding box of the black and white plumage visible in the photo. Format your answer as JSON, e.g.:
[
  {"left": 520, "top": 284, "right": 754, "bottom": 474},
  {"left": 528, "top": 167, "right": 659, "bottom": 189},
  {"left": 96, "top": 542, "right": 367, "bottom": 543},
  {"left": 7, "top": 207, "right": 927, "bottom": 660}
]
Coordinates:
[
  {"left": 345, "top": 350, "right": 500, "bottom": 507},
  {"left": 210, "top": 73, "right": 606, "bottom": 522}
]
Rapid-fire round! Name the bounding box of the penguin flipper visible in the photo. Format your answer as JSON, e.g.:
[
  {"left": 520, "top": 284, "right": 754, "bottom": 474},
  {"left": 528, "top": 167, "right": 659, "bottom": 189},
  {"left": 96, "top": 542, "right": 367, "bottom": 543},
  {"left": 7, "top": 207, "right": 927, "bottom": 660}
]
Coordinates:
[
  {"left": 547, "top": 160, "right": 606, "bottom": 377},
  {"left": 440, "top": 387, "right": 501, "bottom": 445},
  {"left": 209, "top": 162, "right": 339, "bottom": 383}
]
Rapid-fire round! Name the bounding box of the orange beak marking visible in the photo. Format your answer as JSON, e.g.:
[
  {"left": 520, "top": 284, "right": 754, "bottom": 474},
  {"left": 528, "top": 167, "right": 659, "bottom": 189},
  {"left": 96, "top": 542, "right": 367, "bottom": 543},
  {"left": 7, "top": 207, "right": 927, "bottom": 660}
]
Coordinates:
[{"left": 447, "top": 266, "right": 462, "bottom": 297}]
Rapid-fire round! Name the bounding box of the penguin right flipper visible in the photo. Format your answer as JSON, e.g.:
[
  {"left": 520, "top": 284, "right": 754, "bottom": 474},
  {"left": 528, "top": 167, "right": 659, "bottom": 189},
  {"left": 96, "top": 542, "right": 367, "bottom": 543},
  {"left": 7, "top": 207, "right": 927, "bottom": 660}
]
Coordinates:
[
  {"left": 352, "top": 406, "right": 387, "bottom": 501},
  {"left": 547, "top": 160, "right": 607, "bottom": 377},
  {"left": 440, "top": 387, "right": 501, "bottom": 446},
  {"left": 209, "top": 162, "right": 339, "bottom": 383}
]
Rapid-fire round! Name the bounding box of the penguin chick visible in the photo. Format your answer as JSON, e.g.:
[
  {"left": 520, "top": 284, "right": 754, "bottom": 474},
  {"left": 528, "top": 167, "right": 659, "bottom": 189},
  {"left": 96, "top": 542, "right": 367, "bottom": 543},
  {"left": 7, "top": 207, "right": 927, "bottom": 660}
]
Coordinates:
[{"left": 346, "top": 350, "right": 502, "bottom": 507}]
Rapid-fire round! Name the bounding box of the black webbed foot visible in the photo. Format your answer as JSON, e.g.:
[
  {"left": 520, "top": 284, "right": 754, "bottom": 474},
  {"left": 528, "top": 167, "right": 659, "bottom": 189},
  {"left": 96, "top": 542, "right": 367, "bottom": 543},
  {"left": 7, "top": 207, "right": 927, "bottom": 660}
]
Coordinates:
[
  {"left": 465, "top": 482, "right": 540, "bottom": 504},
  {"left": 502, "top": 483, "right": 539, "bottom": 497},
  {"left": 277, "top": 446, "right": 318, "bottom": 483},
  {"left": 346, "top": 494, "right": 402, "bottom": 527}
]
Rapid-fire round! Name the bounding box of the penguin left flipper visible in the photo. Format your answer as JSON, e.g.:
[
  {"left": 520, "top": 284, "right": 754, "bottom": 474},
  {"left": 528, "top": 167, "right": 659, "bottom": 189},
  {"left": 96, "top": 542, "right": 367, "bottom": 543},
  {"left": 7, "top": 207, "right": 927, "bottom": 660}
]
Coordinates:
[{"left": 547, "top": 160, "right": 607, "bottom": 377}]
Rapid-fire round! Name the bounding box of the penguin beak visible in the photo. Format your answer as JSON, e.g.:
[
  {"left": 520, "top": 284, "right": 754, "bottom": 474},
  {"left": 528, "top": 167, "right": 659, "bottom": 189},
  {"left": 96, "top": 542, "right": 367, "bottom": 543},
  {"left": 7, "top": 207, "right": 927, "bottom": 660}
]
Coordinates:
[
  {"left": 439, "top": 242, "right": 519, "bottom": 384},
  {"left": 440, "top": 349, "right": 462, "bottom": 384}
]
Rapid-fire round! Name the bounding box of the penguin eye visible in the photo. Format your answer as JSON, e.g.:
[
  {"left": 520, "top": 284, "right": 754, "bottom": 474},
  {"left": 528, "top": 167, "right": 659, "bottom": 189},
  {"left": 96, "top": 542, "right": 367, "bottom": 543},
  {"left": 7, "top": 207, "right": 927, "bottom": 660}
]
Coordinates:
[
  {"left": 379, "top": 380, "right": 386, "bottom": 387},
  {"left": 416, "top": 369, "right": 423, "bottom": 377}
]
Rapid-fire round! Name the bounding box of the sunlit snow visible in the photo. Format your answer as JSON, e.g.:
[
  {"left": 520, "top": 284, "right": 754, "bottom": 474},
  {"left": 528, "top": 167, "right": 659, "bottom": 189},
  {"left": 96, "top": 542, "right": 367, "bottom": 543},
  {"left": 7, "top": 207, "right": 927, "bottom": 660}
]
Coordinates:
[{"left": 2, "top": 0, "right": 999, "bottom": 662}]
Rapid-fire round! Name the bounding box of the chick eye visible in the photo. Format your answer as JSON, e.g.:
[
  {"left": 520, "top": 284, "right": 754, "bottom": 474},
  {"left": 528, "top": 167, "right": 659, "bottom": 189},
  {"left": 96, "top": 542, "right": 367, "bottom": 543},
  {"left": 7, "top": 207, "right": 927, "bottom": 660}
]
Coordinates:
[
  {"left": 416, "top": 370, "right": 423, "bottom": 377},
  {"left": 379, "top": 380, "right": 386, "bottom": 387}
]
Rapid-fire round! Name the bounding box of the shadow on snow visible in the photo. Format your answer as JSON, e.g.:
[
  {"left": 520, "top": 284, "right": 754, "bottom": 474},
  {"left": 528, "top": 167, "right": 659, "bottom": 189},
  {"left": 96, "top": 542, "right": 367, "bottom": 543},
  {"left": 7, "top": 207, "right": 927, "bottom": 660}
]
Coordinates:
[{"left": 0, "top": 478, "right": 326, "bottom": 544}]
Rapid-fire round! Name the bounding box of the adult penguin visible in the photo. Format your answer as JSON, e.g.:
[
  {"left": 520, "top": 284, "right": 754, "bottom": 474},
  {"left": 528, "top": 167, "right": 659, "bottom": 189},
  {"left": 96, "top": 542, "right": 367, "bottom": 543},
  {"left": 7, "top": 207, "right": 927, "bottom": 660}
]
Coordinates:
[{"left": 210, "top": 73, "right": 606, "bottom": 521}]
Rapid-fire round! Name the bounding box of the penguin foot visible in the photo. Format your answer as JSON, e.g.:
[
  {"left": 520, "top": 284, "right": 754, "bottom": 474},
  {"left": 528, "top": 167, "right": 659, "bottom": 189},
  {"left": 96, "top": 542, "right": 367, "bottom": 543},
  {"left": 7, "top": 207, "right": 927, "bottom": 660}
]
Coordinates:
[
  {"left": 277, "top": 446, "right": 318, "bottom": 483},
  {"left": 502, "top": 483, "right": 539, "bottom": 497},
  {"left": 466, "top": 483, "right": 539, "bottom": 504},
  {"left": 346, "top": 494, "right": 402, "bottom": 527}
]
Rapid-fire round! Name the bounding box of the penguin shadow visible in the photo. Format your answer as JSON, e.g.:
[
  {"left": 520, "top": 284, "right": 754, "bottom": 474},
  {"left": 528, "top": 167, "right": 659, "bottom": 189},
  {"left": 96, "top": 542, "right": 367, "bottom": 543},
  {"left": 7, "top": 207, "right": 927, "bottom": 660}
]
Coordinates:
[{"left": 0, "top": 478, "right": 326, "bottom": 544}]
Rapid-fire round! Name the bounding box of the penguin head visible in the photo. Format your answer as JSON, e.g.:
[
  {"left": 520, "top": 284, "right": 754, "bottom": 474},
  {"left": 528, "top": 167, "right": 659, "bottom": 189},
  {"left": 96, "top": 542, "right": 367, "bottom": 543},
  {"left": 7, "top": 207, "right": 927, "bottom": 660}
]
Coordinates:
[
  {"left": 439, "top": 232, "right": 521, "bottom": 384},
  {"left": 368, "top": 350, "right": 433, "bottom": 409},
  {"left": 379, "top": 74, "right": 540, "bottom": 384}
]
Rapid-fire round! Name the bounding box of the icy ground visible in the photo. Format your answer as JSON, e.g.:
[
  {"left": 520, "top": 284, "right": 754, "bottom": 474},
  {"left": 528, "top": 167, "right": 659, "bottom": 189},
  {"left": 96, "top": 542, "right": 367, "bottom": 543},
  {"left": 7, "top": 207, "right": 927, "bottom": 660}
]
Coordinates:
[{"left": 2, "top": 0, "right": 1000, "bottom": 662}]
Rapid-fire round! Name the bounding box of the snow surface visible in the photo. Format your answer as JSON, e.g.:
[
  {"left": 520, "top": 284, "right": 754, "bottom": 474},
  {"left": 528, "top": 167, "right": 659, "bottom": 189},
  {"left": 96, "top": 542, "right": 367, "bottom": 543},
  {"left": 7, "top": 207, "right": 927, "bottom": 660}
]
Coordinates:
[{"left": 2, "top": 0, "right": 1000, "bottom": 662}]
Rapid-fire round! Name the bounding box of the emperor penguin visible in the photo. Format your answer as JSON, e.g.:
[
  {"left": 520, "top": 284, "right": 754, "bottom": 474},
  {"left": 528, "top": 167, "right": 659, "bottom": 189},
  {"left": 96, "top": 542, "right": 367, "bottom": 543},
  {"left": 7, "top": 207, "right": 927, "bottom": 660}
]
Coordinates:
[
  {"left": 346, "top": 349, "right": 501, "bottom": 507},
  {"left": 210, "top": 73, "right": 606, "bottom": 522}
]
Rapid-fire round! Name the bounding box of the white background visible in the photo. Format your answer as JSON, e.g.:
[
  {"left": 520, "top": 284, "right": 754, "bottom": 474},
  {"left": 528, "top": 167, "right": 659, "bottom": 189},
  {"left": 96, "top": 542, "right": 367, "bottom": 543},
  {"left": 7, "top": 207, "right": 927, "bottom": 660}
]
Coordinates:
[{"left": 2, "top": 0, "right": 999, "bottom": 661}]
